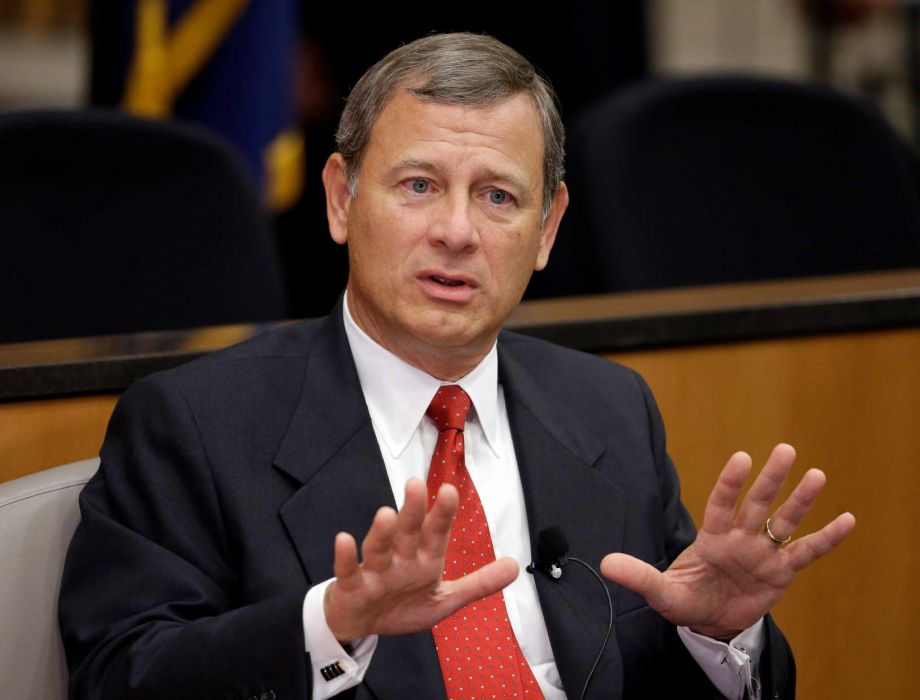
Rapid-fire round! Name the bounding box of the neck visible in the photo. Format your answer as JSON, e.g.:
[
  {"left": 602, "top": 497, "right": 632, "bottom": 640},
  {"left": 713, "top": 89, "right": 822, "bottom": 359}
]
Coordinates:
[{"left": 397, "top": 349, "right": 483, "bottom": 382}]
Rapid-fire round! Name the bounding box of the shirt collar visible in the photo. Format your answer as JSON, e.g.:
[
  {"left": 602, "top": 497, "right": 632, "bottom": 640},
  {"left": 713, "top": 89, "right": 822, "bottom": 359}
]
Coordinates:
[{"left": 342, "top": 293, "right": 501, "bottom": 459}]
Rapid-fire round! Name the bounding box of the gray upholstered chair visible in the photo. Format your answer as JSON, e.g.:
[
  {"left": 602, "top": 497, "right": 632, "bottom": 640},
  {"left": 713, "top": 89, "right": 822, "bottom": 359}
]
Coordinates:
[{"left": 0, "top": 458, "right": 99, "bottom": 699}]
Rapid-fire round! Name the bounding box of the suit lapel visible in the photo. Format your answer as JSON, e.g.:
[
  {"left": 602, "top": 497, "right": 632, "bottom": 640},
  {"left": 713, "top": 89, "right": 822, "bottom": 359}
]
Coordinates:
[
  {"left": 274, "top": 304, "right": 446, "bottom": 698},
  {"left": 500, "top": 338, "right": 627, "bottom": 699}
]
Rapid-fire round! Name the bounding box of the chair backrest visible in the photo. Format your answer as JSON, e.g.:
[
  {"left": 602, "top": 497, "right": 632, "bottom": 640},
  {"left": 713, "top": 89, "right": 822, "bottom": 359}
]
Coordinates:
[
  {"left": 557, "top": 76, "right": 920, "bottom": 294},
  {"left": 0, "top": 458, "right": 99, "bottom": 699},
  {"left": 0, "top": 110, "right": 288, "bottom": 343}
]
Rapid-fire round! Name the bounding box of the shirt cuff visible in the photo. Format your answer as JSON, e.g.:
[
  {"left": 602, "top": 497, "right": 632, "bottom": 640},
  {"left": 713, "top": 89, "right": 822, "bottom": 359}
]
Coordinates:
[
  {"left": 303, "top": 579, "right": 378, "bottom": 700},
  {"left": 677, "top": 618, "right": 765, "bottom": 699}
]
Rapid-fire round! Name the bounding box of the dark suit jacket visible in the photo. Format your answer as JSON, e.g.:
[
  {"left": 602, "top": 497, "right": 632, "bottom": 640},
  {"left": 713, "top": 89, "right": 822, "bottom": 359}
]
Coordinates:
[{"left": 60, "top": 300, "right": 795, "bottom": 699}]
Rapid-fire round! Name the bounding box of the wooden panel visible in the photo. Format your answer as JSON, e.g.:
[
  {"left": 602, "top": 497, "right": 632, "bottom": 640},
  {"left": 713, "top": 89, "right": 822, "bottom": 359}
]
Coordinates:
[
  {"left": 0, "top": 394, "right": 118, "bottom": 483},
  {"left": 609, "top": 326, "right": 920, "bottom": 699},
  {"left": 5, "top": 268, "right": 920, "bottom": 402}
]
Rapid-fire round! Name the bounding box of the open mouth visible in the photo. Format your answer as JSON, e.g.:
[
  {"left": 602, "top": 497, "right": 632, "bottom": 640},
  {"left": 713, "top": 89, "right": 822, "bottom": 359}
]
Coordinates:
[{"left": 429, "top": 275, "right": 466, "bottom": 287}]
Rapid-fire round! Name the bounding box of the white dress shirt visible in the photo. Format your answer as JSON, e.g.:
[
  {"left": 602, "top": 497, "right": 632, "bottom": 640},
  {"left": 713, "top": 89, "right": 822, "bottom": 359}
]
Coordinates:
[{"left": 301, "top": 296, "right": 763, "bottom": 699}]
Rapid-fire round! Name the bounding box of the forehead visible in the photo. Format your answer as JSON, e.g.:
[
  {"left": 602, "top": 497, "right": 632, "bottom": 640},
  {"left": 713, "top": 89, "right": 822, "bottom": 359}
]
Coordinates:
[{"left": 363, "top": 90, "right": 545, "bottom": 182}]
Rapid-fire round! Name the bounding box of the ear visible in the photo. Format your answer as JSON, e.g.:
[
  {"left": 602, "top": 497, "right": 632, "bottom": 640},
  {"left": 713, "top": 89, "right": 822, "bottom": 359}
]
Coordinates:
[
  {"left": 322, "top": 153, "right": 352, "bottom": 245},
  {"left": 534, "top": 181, "right": 569, "bottom": 271}
]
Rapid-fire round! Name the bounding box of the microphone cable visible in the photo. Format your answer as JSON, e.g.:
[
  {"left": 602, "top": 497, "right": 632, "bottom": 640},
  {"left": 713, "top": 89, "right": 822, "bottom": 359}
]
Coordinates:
[{"left": 567, "top": 555, "right": 614, "bottom": 700}]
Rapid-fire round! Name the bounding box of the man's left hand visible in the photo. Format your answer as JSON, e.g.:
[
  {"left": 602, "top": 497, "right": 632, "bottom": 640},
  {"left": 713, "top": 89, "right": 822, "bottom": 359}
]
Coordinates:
[{"left": 600, "top": 443, "right": 856, "bottom": 639}]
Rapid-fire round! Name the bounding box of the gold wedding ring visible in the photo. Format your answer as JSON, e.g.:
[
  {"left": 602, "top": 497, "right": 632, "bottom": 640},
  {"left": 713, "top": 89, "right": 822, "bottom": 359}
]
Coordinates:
[{"left": 764, "top": 517, "right": 792, "bottom": 546}]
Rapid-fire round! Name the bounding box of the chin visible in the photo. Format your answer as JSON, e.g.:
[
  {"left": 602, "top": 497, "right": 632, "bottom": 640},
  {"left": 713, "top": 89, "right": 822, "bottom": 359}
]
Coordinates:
[
  {"left": 415, "top": 325, "right": 475, "bottom": 348},
  {"left": 410, "top": 317, "right": 480, "bottom": 349}
]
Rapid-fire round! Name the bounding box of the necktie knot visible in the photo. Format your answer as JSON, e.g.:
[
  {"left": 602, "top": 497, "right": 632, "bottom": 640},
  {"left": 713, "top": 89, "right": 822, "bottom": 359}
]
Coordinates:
[{"left": 426, "top": 385, "right": 472, "bottom": 433}]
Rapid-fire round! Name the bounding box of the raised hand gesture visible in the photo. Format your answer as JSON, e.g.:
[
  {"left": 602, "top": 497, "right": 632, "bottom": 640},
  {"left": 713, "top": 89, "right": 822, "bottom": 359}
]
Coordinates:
[
  {"left": 600, "top": 444, "right": 855, "bottom": 639},
  {"left": 323, "top": 478, "right": 519, "bottom": 643}
]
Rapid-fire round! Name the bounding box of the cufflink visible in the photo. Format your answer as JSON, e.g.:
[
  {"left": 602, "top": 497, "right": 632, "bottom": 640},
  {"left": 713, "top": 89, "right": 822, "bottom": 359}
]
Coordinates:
[{"left": 320, "top": 660, "right": 346, "bottom": 681}]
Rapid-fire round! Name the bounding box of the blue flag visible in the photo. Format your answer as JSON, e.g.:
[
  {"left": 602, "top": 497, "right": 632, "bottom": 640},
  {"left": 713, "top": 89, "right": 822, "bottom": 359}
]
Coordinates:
[{"left": 112, "top": 0, "right": 301, "bottom": 210}]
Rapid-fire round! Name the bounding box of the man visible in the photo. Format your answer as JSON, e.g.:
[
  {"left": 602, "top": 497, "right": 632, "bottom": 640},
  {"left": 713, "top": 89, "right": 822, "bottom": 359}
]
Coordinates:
[{"left": 60, "top": 33, "right": 854, "bottom": 699}]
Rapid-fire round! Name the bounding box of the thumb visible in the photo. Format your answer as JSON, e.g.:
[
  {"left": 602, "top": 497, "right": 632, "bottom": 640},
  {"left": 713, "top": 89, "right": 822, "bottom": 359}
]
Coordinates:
[
  {"left": 442, "top": 556, "right": 519, "bottom": 613},
  {"left": 600, "top": 553, "right": 668, "bottom": 612}
]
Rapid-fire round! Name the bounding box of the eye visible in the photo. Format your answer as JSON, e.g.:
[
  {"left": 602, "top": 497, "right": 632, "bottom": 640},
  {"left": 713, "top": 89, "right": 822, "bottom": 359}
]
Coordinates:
[
  {"left": 409, "top": 178, "right": 429, "bottom": 194},
  {"left": 488, "top": 189, "right": 510, "bottom": 205}
]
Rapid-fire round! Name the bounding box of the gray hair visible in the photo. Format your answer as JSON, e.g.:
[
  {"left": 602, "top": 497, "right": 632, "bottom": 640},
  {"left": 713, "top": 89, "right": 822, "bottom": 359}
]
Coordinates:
[{"left": 335, "top": 32, "right": 565, "bottom": 221}]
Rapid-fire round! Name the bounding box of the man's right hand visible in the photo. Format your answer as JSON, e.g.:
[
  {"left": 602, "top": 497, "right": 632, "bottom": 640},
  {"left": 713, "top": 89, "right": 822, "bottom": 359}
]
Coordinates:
[{"left": 323, "top": 477, "right": 519, "bottom": 643}]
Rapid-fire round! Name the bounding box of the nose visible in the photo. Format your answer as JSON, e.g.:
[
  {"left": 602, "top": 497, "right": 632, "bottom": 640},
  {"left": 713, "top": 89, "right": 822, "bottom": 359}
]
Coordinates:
[{"left": 428, "top": 193, "right": 479, "bottom": 253}]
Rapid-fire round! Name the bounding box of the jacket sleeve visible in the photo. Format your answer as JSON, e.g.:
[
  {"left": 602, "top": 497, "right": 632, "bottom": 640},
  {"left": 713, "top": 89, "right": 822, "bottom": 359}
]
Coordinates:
[
  {"left": 59, "top": 374, "right": 312, "bottom": 699},
  {"left": 760, "top": 614, "right": 796, "bottom": 700}
]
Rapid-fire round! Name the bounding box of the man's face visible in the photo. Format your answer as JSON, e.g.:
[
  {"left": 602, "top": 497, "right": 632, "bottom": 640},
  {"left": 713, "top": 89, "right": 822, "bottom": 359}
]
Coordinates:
[{"left": 324, "top": 89, "right": 568, "bottom": 377}]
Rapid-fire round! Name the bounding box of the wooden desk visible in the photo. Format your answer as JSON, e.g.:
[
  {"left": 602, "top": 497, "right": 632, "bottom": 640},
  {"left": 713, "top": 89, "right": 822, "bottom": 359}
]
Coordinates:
[{"left": 2, "top": 268, "right": 919, "bottom": 698}]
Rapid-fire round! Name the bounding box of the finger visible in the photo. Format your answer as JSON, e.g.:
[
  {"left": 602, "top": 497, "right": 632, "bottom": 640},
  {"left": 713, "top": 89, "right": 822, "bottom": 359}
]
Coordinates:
[
  {"left": 786, "top": 512, "right": 856, "bottom": 572},
  {"left": 701, "top": 451, "right": 752, "bottom": 535},
  {"left": 600, "top": 552, "right": 669, "bottom": 614},
  {"left": 763, "top": 468, "right": 827, "bottom": 541},
  {"left": 332, "top": 531, "right": 363, "bottom": 591},
  {"left": 735, "top": 443, "right": 797, "bottom": 533},
  {"left": 419, "top": 483, "right": 459, "bottom": 558},
  {"left": 360, "top": 506, "right": 398, "bottom": 572},
  {"left": 439, "top": 556, "right": 519, "bottom": 615},
  {"left": 393, "top": 478, "right": 428, "bottom": 559}
]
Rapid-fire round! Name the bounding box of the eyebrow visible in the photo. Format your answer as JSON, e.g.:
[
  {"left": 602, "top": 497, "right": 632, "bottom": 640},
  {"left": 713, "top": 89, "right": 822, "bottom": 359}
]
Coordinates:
[{"left": 388, "top": 158, "right": 535, "bottom": 202}]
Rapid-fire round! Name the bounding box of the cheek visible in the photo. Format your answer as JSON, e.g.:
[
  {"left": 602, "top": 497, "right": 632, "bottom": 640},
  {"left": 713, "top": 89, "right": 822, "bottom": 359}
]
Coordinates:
[
  {"left": 349, "top": 208, "right": 398, "bottom": 262},
  {"left": 491, "top": 231, "right": 542, "bottom": 274},
  {"left": 350, "top": 219, "right": 424, "bottom": 292}
]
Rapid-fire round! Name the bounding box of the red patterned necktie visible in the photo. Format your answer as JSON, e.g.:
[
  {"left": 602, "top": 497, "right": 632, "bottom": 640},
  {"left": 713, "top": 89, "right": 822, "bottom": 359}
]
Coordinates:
[{"left": 425, "top": 385, "right": 543, "bottom": 700}]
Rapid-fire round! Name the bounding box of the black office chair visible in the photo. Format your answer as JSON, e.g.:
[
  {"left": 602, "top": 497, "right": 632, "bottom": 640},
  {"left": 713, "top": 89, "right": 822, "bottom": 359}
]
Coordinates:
[
  {"left": 553, "top": 76, "right": 920, "bottom": 295},
  {"left": 0, "top": 110, "right": 288, "bottom": 343}
]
